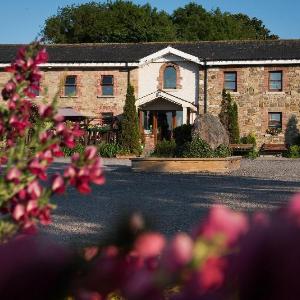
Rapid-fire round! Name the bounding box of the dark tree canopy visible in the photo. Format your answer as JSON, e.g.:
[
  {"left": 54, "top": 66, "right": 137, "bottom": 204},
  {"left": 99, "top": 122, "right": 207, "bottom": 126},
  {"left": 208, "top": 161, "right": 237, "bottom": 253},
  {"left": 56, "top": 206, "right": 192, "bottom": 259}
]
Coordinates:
[
  {"left": 43, "top": 1, "right": 176, "bottom": 43},
  {"left": 42, "top": 1, "right": 278, "bottom": 43}
]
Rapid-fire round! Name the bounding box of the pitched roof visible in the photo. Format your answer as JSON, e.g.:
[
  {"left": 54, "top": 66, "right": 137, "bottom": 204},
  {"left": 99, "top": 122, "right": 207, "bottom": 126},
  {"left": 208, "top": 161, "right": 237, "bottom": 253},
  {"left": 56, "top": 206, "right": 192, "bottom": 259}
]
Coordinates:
[{"left": 1, "top": 40, "right": 300, "bottom": 63}]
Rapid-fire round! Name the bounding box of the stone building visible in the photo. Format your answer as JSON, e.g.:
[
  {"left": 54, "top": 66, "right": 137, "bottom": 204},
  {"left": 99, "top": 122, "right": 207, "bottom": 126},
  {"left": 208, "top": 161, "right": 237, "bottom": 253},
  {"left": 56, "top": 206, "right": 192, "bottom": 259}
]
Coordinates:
[{"left": 0, "top": 40, "right": 300, "bottom": 146}]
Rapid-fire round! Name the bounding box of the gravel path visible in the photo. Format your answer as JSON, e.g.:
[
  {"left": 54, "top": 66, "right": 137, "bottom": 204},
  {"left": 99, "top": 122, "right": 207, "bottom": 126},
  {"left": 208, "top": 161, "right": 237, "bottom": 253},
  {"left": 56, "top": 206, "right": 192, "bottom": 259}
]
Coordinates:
[{"left": 43, "top": 158, "right": 300, "bottom": 246}]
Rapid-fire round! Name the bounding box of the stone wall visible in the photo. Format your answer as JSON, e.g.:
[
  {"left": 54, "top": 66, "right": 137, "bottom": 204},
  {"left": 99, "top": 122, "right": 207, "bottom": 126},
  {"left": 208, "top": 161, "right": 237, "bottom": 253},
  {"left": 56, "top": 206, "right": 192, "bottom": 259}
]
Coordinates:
[
  {"left": 0, "top": 67, "right": 139, "bottom": 121},
  {"left": 1, "top": 63, "right": 300, "bottom": 147},
  {"left": 200, "top": 65, "right": 300, "bottom": 146}
]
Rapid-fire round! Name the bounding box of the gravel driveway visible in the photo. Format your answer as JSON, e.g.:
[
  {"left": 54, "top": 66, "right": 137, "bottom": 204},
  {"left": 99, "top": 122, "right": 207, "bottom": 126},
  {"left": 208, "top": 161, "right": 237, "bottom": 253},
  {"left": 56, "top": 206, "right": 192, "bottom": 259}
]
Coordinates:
[{"left": 43, "top": 158, "right": 300, "bottom": 246}]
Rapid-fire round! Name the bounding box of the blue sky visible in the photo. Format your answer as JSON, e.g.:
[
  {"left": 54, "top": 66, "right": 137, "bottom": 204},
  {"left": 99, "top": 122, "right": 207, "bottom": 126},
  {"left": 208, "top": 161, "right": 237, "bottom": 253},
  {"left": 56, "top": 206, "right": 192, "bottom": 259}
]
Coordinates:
[{"left": 0, "top": 0, "right": 299, "bottom": 43}]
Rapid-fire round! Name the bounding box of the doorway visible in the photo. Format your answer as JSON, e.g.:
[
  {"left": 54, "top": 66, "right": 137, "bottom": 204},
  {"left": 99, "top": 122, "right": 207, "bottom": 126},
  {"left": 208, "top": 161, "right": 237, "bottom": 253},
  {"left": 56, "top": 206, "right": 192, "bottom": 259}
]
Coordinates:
[{"left": 140, "top": 110, "right": 183, "bottom": 144}]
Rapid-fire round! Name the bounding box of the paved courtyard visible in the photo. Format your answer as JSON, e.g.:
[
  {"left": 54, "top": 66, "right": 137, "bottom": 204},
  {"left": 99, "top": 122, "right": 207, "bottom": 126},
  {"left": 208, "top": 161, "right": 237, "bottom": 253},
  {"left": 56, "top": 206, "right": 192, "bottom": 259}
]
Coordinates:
[{"left": 44, "top": 158, "right": 300, "bottom": 246}]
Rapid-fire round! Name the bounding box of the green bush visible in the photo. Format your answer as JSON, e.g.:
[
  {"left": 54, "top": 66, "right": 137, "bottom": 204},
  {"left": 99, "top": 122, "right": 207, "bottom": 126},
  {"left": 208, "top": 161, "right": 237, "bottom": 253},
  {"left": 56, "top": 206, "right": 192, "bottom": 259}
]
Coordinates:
[
  {"left": 98, "top": 142, "right": 121, "bottom": 158},
  {"left": 246, "top": 149, "right": 260, "bottom": 159},
  {"left": 62, "top": 143, "right": 85, "bottom": 157},
  {"left": 182, "top": 137, "right": 214, "bottom": 158},
  {"left": 173, "top": 124, "right": 192, "bottom": 147},
  {"left": 214, "top": 144, "right": 231, "bottom": 158},
  {"left": 152, "top": 139, "right": 176, "bottom": 157},
  {"left": 240, "top": 133, "right": 257, "bottom": 147},
  {"left": 287, "top": 145, "right": 300, "bottom": 158}
]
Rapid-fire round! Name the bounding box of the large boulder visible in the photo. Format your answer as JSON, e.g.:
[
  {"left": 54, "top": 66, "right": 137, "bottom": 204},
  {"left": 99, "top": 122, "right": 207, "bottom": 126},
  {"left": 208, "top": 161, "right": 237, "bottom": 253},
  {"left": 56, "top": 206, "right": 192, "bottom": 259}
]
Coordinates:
[{"left": 192, "top": 114, "right": 229, "bottom": 149}]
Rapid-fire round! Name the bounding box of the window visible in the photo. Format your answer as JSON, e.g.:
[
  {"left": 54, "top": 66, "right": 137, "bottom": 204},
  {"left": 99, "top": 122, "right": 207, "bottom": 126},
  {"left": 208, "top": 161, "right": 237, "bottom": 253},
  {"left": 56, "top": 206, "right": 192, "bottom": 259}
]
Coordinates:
[
  {"left": 224, "top": 72, "right": 237, "bottom": 91},
  {"left": 101, "top": 75, "right": 114, "bottom": 96},
  {"left": 64, "top": 75, "right": 77, "bottom": 96},
  {"left": 163, "top": 66, "right": 177, "bottom": 89},
  {"left": 268, "top": 112, "right": 282, "bottom": 129},
  {"left": 269, "top": 71, "right": 282, "bottom": 91}
]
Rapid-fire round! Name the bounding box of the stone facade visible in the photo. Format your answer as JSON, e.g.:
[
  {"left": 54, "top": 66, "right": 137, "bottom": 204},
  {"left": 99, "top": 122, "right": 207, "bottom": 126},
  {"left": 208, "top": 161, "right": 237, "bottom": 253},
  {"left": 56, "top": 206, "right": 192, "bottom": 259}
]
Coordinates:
[
  {"left": 0, "top": 67, "right": 138, "bottom": 122},
  {"left": 201, "top": 65, "right": 300, "bottom": 146},
  {"left": 1, "top": 48, "right": 300, "bottom": 147}
]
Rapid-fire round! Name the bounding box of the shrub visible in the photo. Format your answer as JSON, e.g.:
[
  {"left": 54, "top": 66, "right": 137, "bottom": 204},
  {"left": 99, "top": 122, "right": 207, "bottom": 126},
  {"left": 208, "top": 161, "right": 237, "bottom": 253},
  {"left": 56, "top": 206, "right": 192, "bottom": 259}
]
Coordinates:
[
  {"left": 240, "top": 132, "right": 257, "bottom": 147},
  {"left": 214, "top": 144, "right": 231, "bottom": 158},
  {"left": 287, "top": 145, "right": 300, "bottom": 158},
  {"left": 119, "top": 85, "right": 141, "bottom": 155},
  {"left": 247, "top": 149, "right": 260, "bottom": 159},
  {"left": 62, "top": 143, "right": 86, "bottom": 156},
  {"left": 98, "top": 142, "right": 121, "bottom": 158},
  {"left": 152, "top": 139, "right": 176, "bottom": 157},
  {"left": 173, "top": 124, "right": 192, "bottom": 147},
  {"left": 182, "top": 137, "right": 214, "bottom": 158}
]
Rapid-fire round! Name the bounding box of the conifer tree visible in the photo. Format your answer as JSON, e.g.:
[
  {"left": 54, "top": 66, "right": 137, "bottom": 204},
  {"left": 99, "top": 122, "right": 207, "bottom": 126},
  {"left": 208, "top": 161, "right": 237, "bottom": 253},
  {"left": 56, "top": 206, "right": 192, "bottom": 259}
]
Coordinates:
[
  {"left": 229, "top": 101, "right": 240, "bottom": 143},
  {"left": 120, "top": 85, "right": 141, "bottom": 155},
  {"left": 219, "top": 90, "right": 240, "bottom": 143}
]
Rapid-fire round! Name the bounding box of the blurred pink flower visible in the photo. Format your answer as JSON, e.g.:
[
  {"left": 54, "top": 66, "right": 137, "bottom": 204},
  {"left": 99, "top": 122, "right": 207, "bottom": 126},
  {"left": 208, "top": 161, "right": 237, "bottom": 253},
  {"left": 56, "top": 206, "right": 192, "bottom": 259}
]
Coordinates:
[{"left": 198, "top": 206, "right": 249, "bottom": 246}]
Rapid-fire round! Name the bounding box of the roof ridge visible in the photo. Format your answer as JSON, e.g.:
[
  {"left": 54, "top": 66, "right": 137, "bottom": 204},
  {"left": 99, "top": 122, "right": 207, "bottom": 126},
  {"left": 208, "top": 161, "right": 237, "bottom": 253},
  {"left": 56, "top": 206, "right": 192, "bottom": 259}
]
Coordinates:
[{"left": 1, "top": 39, "right": 300, "bottom": 47}]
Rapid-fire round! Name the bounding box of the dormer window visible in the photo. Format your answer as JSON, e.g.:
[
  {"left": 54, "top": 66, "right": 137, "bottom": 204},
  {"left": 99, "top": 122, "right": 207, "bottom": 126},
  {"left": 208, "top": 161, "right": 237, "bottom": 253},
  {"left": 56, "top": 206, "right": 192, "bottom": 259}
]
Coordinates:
[{"left": 163, "top": 66, "right": 177, "bottom": 89}]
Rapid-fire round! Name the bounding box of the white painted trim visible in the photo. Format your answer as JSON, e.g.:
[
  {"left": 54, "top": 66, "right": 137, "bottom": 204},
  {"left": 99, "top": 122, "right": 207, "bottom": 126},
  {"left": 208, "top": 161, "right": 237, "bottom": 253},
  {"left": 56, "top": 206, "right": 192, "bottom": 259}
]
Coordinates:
[
  {"left": 0, "top": 58, "right": 300, "bottom": 69},
  {"left": 137, "top": 90, "right": 197, "bottom": 111},
  {"left": 207, "top": 59, "right": 300, "bottom": 66},
  {"left": 139, "top": 46, "right": 202, "bottom": 65}
]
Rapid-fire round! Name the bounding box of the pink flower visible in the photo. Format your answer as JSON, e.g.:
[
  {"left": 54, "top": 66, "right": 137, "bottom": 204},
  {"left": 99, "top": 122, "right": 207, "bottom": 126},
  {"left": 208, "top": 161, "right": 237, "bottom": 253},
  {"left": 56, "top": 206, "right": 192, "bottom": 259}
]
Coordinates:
[
  {"left": 71, "top": 123, "right": 84, "bottom": 137},
  {"left": 286, "top": 193, "right": 300, "bottom": 223},
  {"left": 27, "top": 180, "right": 42, "bottom": 199},
  {"left": 197, "top": 206, "right": 249, "bottom": 246},
  {"left": 35, "top": 48, "right": 48, "bottom": 64},
  {"left": 197, "top": 256, "right": 227, "bottom": 292},
  {"left": 162, "top": 233, "right": 194, "bottom": 272},
  {"left": 12, "top": 204, "right": 25, "bottom": 221},
  {"left": 64, "top": 165, "right": 76, "bottom": 179},
  {"left": 51, "top": 174, "right": 65, "bottom": 194},
  {"left": 9, "top": 115, "right": 29, "bottom": 133},
  {"left": 85, "top": 146, "right": 98, "bottom": 160},
  {"left": 76, "top": 181, "right": 91, "bottom": 194},
  {"left": 50, "top": 144, "right": 64, "bottom": 157},
  {"left": 1, "top": 80, "right": 16, "bottom": 100},
  {"left": 39, "top": 131, "right": 52, "bottom": 144},
  {"left": 39, "top": 104, "right": 53, "bottom": 118},
  {"left": 134, "top": 232, "right": 166, "bottom": 259},
  {"left": 28, "top": 159, "right": 47, "bottom": 180},
  {"left": 53, "top": 113, "right": 64, "bottom": 123},
  {"left": 89, "top": 159, "right": 105, "bottom": 185},
  {"left": 6, "top": 167, "right": 21, "bottom": 183}
]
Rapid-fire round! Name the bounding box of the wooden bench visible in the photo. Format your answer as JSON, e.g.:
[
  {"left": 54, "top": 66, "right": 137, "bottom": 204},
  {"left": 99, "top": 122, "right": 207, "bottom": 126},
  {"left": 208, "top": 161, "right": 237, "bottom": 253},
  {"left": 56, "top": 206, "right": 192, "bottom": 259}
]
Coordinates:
[
  {"left": 229, "top": 144, "right": 254, "bottom": 154},
  {"left": 260, "top": 143, "right": 288, "bottom": 155}
]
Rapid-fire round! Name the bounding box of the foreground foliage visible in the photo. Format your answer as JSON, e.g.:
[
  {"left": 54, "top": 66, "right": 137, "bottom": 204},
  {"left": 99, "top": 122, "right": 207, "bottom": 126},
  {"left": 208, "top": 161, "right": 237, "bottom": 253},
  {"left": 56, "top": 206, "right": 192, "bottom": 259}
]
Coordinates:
[
  {"left": 1, "top": 194, "right": 300, "bottom": 299},
  {"left": 0, "top": 43, "right": 104, "bottom": 239}
]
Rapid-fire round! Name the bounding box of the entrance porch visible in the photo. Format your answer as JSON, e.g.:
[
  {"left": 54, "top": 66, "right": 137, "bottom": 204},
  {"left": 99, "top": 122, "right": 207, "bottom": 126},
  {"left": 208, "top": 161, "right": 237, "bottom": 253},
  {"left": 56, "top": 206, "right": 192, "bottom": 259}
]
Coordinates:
[{"left": 136, "top": 91, "right": 197, "bottom": 151}]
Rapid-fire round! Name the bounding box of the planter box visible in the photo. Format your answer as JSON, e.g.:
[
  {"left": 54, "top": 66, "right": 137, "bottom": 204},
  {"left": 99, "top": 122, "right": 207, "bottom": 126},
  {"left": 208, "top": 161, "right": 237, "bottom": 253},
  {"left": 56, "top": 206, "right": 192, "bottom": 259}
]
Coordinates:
[{"left": 131, "top": 157, "right": 241, "bottom": 173}]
